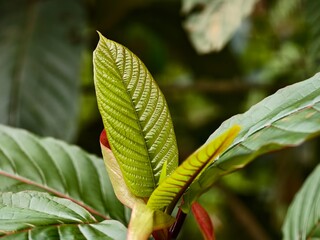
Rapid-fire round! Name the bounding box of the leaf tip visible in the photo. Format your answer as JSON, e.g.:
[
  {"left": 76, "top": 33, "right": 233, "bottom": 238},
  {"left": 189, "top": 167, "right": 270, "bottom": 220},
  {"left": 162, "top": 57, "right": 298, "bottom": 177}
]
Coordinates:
[
  {"left": 192, "top": 202, "right": 215, "bottom": 240},
  {"left": 96, "top": 31, "right": 109, "bottom": 46}
]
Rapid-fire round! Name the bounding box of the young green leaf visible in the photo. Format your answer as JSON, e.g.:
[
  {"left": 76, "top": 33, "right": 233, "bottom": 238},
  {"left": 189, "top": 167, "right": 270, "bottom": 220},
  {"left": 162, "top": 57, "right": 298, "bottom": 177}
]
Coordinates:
[
  {"left": 100, "top": 130, "right": 175, "bottom": 240},
  {"left": 147, "top": 125, "right": 240, "bottom": 212},
  {"left": 93, "top": 33, "right": 178, "bottom": 197},
  {"left": 0, "top": 191, "right": 127, "bottom": 239},
  {"left": 128, "top": 201, "right": 175, "bottom": 240},
  {"left": 183, "top": 72, "right": 320, "bottom": 211},
  {"left": 100, "top": 129, "right": 141, "bottom": 209},
  {"left": 0, "top": 124, "right": 126, "bottom": 223},
  {"left": 282, "top": 163, "right": 320, "bottom": 240}
]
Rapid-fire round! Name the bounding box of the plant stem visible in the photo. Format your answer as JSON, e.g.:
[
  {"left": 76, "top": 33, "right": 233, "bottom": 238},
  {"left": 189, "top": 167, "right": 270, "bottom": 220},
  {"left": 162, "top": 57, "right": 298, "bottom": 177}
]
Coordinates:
[
  {"left": 168, "top": 208, "right": 187, "bottom": 239},
  {"left": 152, "top": 229, "right": 169, "bottom": 240}
]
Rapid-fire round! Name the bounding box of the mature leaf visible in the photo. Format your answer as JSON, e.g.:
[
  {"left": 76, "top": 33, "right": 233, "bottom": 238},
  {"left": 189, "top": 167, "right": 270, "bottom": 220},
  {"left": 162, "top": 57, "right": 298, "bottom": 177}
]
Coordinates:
[
  {"left": 0, "top": 191, "right": 127, "bottom": 239},
  {"left": 147, "top": 126, "right": 240, "bottom": 212},
  {"left": 282, "top": 164, "right": 320, "bottom": 240},
  {"left": 0, "top": 0, "right": 85, "bottom": 141},
  {"left": 0, "top": 191, "right": 96, "bottom": 232},
  {"left": 305, "top": 0, "right": 320, "bottom": 72},
  {"left": 93, "top": 33, "right": 178, "bottom": 197},
  {"left": 0, "top": 124, "right": 126, "bottom": 223},
  {"left": 182, "top": 73, "right": 320, "bottom": 211},
  {"left": 182, "top": 0, "right": 258, "bottom": 53}
]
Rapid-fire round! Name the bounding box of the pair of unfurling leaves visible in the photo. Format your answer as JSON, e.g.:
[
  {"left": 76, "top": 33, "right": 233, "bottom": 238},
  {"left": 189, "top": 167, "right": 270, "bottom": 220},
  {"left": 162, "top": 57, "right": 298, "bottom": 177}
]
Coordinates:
[{"left": 94, "top": 32, "right": 240, "bottom": 240}]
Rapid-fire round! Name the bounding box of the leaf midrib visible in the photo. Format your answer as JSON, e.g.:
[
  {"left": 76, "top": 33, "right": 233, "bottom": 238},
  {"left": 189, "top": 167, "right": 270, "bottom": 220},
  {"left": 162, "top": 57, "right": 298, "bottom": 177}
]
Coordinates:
[
  {"left": 0, "top": 170, "right": 108, "bottom": 221},
  {"left": 216, "top": 96, "right": 320, "bottom": 163},
  {"left": 99, "top": 36, "right": 156, "bottom": 188},
  {"left": 0, "top": 221, "right": 100, "bottom": 238}
]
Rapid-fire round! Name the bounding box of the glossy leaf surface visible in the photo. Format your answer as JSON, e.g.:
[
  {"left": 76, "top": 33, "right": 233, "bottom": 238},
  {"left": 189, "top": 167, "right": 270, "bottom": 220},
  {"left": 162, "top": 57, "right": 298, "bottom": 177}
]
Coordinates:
[
  {"left": 147, "top": 125, "right": 240, "bottom": 211},
  {"left": 0, "top": 0, "right": 84, "bottom": 140},
  {"left": 0, "top": 191, "right": 127, "bottom": 239},
  {"left": 183, "top": 73, "right": 320, "bottom": 210},
  {"left": 0, "top": 124, "right": 126, "bottom": 223},
  {"left": 93, "top": 33, "right": 178, "bottom": 197},
  {"left": 282, "top": 163, "right": 320, "bottom": 240}
]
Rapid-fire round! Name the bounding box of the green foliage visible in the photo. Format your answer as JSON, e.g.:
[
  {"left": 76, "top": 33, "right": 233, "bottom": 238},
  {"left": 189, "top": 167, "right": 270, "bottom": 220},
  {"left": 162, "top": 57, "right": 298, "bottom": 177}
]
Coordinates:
[
  {"left": 282, "top": 163, "right": 320, "bottom": 239},
  {"left": 147, "top": 125, "right": 240, "bottom": 212},
  {"left": 0, "top": 124, "right": 126, "bottom": 223},
  {"left": 0, "top": 0, "right": 84, "bottom": 141},
  {"left": 305, "top": 0, "right": 320, "bottom": 72},
  {"left": 1, "top": 1, "right": 320, "bottom": 239},
  {"left": 183, "top": 73, "right": 320, "bottom": 210},
  {"left": 93, "top": 33, "right": 178, "bottom": 197},
  {"left": 0, "top": 191, "right": 127, "bottom": 239},
  {"left": 93, "top": 32, "right": 320, "bottom": 239},
  {"left": 182, "top": 0, "right": 258, "bottom": 53}
]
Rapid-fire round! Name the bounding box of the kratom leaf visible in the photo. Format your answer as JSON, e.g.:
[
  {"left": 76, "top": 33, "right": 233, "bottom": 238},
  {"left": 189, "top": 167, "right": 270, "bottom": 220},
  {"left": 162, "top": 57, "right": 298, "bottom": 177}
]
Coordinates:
[
  {"left": 0, "top": 0, "right": 84, "bottom": 141},
  {"left": 100, "top": 129, "right": 140, "bottom": 209},
  {"left": 159, "top": 160, "right": 168, "bottom": 185},
  {"left": 182, "top": 0, "right": 258, "bottom": 53},
  {"left": 182, "top": 72, "right": 320, "bottom": 211},
  {"left": 93, "top": 33, "right": 178, "bottom": 197},
  {"left": 147, "top": 125, "right": 240, "bottom": 212},
  {"left": 305, "top": 0, "right": 320, "bottom": 72},
  {"left": 0, "top": 191, "right": 127, "bottom": 239},
  {"left": 0, "top": 124, "right": 126, "bottom": 223},
  {"left": 100, "top": 130, "right": 175, "bottom": 240},
  {"left": 282, "top": 163, "right": 320, "bottom": 240}
]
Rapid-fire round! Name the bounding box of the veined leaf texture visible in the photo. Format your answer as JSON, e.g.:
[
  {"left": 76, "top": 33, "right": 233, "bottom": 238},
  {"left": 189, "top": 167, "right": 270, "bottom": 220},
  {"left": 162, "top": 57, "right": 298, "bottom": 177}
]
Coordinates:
[{"left": 93, "top": 33, "right": 178, "bottom": 197}]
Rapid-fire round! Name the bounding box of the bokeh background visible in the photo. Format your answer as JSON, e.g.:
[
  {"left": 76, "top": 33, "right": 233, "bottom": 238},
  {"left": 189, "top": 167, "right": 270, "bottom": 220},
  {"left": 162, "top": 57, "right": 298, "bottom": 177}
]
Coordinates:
[{"left": 1, "top": 0, "right": 319, "bottom": 239}]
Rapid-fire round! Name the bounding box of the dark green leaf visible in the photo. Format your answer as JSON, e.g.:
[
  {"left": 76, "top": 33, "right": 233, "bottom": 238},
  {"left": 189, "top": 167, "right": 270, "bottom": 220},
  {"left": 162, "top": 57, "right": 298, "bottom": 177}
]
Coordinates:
[
  {"left": 0, "top": 124, "right": 126, "bottom": 223},
  {"left": 182, "top": 73, "right": 320, "bottom": 210},
  {"left": 282, "top": 164, "right": 320, "bottom": 240},
  {"left": 93, "top": 33, "right": 178, "bottom": 197},
  {"left": 0, "top": 0, "right": 85, "bottom": 141},
  {"left": 0, "top": 191, "right": 127, "bottom": 240}
]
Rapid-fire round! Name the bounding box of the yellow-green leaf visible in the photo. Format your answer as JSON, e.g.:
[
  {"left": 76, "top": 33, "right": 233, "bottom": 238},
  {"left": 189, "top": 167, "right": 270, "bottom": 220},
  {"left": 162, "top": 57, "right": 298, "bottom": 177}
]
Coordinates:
[
  {"left": 93, "top": 33, "right": 178, "bottom": 197},
  {"left": 128, "top": 201, "right": 175, "bottom": 240},
  {"left": 100, "top": 130, "right": 140, "bottom": 209},
  {"left": 100, "top": 130, "right": 175, "bottom": 240},
  {"left": 147, "top": 125, "right": 240, "bottom": 212}
]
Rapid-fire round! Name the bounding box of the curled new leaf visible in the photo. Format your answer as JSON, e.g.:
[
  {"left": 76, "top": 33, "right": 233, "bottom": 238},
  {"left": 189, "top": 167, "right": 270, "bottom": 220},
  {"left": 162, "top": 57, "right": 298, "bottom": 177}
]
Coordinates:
[
  {"left": 192, "top": 202, "right": 215, "bottom": 240},
  {"left": 100, "top": 130, "right": 175, "bottom": 240},
  {"left": 93, "top": 33, "right": 178, "bottom": 197},
  {"left": 147, "top": 125, "right": 240, "bottom": 212},
  {"left": 100, "top": 129, "right": 140, "bottom": 209}
]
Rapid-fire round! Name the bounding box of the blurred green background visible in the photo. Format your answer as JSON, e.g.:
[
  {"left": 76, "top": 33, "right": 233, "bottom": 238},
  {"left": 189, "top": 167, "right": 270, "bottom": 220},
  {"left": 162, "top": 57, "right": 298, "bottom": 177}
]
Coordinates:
[{"left": 1, "top": 0, "right": 320, "bottom": 239}]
